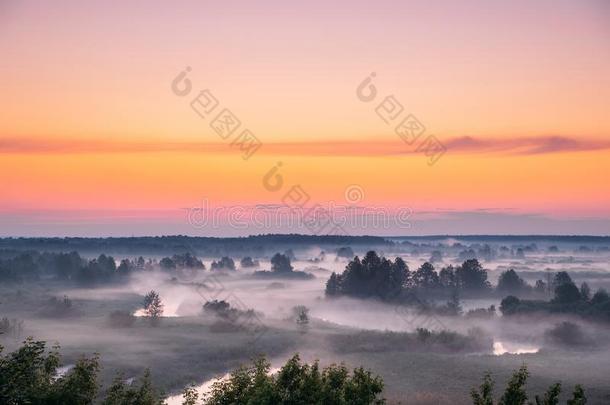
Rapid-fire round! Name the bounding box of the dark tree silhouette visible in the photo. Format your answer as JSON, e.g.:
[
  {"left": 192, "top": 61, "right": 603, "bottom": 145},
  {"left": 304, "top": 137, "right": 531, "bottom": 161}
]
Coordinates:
[
  {"left": 497, "top": 269, "right": 527, "bottom": 294},
  {"left": 271, "top": 253, "right": 293, "bottom": 273}
]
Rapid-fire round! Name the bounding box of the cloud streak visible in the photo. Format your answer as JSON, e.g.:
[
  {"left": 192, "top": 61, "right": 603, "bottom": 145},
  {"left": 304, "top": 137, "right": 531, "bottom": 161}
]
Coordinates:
[{"left": 1, "top": 135, "right": 609, "bottom": 156}]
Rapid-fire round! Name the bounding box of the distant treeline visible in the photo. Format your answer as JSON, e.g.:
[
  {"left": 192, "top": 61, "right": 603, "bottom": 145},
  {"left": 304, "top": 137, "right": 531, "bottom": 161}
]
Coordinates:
[
  {"left": 0, "top": 251, "right": 212, "bottom": 284},
  {"left": 0, "top": 250, "right": 304, "bottom": 284},
  {"left": 0, "top": 250, "right": 150, "bottom": 284},
  {"left": 394, "top": 234, "right": 610, "bottom": 244},
  {"left": 0, "top": 234, "right": 391, "bottom": 255}
]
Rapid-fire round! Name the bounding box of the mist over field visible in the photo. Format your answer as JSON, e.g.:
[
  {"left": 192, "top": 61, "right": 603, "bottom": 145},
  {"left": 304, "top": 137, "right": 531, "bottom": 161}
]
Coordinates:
[
  {"left": 2, "top": 0, "right": 610, "bottom": 403},
  {"left": 1, "top": 235, "right": 609, "bottom": 404}
]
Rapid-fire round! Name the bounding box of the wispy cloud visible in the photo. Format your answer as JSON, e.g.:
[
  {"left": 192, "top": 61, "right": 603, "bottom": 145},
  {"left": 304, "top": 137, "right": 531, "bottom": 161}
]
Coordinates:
[
  {"left": 1, "top": 135, "right": 609, "bottom": 156},
  {"left": 443, "top": 136, "right": 610, "bottom": 155}
]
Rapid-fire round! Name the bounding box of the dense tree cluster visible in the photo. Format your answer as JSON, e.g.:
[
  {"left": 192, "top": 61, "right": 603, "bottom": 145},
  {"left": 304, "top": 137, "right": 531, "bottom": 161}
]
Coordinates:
[
  {"left": 326, "top": 251, "right": 408, "bottom": 299},
  {"left": 202, "top": 299, "right": 256, "bottom": 323},
  {"left": 325, "top": 252, "right": 491, "bottom": 301},
  {"left": 160, "top": 253, "right": 205, "bottom": 272},
  {"left": 500, "top": 271, "right": 610, "bottom": 321}
]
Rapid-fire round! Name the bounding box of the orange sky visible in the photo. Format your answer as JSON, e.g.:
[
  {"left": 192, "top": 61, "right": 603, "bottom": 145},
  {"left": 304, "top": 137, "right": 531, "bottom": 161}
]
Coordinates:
[{"left": 1, "top": 0, "right": 609, "bottom": 235}]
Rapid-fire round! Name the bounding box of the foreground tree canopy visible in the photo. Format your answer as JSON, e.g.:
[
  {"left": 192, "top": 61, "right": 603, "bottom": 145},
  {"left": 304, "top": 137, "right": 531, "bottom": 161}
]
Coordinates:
[
  {"left": 1, "top": 338, "right": 588, "bottom": 405},
  {"left": 0, "top": 338, "right": 165, "bottom": 405},
  {"left": 202, "top": 354, "right": 385, "bottom": 405},
  {"left": 471, "top": 365, "right": 586, "bottom": 405},
  {"left": 0, "top": 339, "right": 384, "bottom": 405}
]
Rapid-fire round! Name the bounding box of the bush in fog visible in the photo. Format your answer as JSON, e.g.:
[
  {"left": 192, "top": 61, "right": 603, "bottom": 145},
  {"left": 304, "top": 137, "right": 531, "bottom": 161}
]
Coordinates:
[
  {"left": 203, "top": 299, "right": 232, "bottom": 317},
  {"left": 544, "top": 322, "right": 589, "bottom": 347},
  {"left": 336, "top": 246, "right": 355, "bottom": 259},
  {"left": 204, "top": 354, "right": 385, "bottom": 405},
  {"left": 471, "top": 365, "right": 587, "bottom": 405},
  {"left": 254, "top": 253, "right": 313, "bottom": 279},
  {"left": 240, "top": 256, "right": 260, "bottom": 268},
  {"left": 40, "top": 295, "right": 78, "bottom": 318},
  {"left": 283, "top": 249, "right": 296, "bottom": 261},
  {"left": 159, "top": 257, "right": 176, "bottom": 270},
  {"left": 292, "top": 305, "right": 310, "bottom": 330},
  {"left": 465, "top": 305, "right": 496, "bottom": 319},
  {"left": 203, "top": 300, "right": 257, "bottom": 326},
  {"left": 108, "top": 310, "right": 136, "bottom": 328},
  {"left": 0, "top": 318, "right": 24, "bottom": 339},
  {"left": 211, "top": 256, "right": 236, "bottom": 271},
  {"left": 429, "top": 250, "right": 443, "bottom": 263},
  {"left": 329, "top": 328, "right": 492, "bottom": 355},
  {"left": 500, "top": 295, "right": 522, "bottom": 315}
]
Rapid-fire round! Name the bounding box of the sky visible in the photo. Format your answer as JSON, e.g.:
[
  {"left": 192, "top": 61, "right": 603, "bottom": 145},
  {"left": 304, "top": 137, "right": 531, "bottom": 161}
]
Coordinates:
[{"left": 1, "top": 0, "right": 609, "bottom": 236}]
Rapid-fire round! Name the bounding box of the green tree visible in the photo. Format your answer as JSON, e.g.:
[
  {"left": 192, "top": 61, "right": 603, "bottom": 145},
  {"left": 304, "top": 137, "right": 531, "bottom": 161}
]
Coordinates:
[
  {"left": 205, "top": 354, "right": 385, "bottom": 405},
  {"left": 180, "top": 385, "right": 199, "bottom": 405},
  {"left": 567, "top": 385, "right": 587, "bottom": 405},
  {"left": 102, "top": 369, "right": 164, "bottom": 405},
  {"left": 0, "top": 337, "right": 100, "bottom": 405},
  {"left": 470, "top": 366, "right": 587, "bottom": 405},
  {"left": 471, "top": 372, "right": 494, "bottom": 405},
  {"left": 143, "top": 291, "right": 164, "bottom": 324},
  {"left": 533, "top": 382, "right": 561, "bottom": 405}
]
